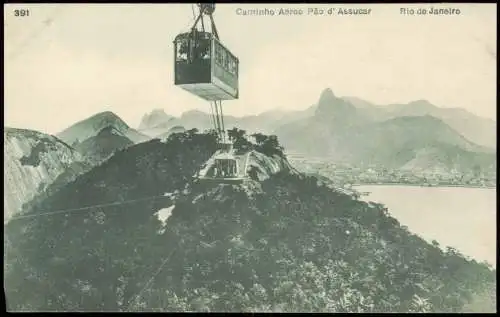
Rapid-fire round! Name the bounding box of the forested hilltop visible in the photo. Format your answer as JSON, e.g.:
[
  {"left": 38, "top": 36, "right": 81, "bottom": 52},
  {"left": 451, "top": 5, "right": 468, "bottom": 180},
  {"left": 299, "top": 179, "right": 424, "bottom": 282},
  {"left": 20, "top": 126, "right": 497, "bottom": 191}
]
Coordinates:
[{"left": 4, "top": 130, "right": 496, "bottom": 312}]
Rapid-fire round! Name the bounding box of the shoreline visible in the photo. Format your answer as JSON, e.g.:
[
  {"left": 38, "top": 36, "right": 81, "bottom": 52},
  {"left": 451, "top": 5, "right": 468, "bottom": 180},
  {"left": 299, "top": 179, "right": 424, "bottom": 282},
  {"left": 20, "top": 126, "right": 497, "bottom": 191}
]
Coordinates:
[{"left": 351, "top": 183, "right": 496, "bottom": 190}]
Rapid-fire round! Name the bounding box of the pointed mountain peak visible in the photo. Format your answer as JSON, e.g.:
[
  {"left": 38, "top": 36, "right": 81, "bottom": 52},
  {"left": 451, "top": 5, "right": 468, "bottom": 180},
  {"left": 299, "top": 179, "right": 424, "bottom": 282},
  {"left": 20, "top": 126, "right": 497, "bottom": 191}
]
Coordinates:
[
  {"left": 90, "top": 111, "right": 122, "bottom": 121},
  {"left": 318, "top": 88, "right": 336, "bottom": 105},
  {"left": 315, "top": 88, "right": 357, "bottom": 120}
]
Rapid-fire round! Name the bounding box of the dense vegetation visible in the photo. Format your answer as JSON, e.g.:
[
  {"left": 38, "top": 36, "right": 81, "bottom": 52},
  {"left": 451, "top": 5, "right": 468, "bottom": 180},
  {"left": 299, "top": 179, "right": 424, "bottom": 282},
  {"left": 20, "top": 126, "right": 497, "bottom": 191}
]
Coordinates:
[
  {"left": 227, "top": 127, "right": 285, "bottom": 157},
  {"left": 4, "top": 131, "right": 495, "bottom": 312}
]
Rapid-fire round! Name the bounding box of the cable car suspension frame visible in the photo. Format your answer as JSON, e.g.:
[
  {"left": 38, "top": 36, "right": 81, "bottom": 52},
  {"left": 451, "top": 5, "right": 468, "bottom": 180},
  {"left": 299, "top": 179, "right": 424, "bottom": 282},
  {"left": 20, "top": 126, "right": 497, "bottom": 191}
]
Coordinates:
[{"left": 190, "top": 3, "right": 227, "bottom": 144}]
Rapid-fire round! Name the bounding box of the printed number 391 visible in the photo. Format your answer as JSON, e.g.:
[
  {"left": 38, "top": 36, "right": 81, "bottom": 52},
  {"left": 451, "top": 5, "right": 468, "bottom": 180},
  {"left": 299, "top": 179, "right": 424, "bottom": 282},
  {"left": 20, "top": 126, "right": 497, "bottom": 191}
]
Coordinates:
[{"left": 14, "top": 9, "right": 30, "bottom": 17}]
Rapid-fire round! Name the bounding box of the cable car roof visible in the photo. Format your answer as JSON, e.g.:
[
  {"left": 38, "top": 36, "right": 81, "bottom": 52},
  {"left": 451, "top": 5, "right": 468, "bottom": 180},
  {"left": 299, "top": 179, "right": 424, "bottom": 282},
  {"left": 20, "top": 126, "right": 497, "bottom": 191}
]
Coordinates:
[
  {"left": 173, "top": 31, "right": 212, "bottom": 42},
  {"left": 173, "top": 32, "right": 239, "bottom": 61}
]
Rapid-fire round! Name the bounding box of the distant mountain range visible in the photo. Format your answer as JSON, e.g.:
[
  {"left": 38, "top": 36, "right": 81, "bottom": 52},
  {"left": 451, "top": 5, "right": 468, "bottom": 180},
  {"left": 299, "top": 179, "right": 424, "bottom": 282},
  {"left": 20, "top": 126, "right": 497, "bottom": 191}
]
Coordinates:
[
  {"left": 343, "top": 96, "right": 496, "bottom": 150},
  {"left": 137, "top": 107, "right": 315, "bottom": 138},
  {"left": 137, "top": 89, "right": 495, "bottom": 174},
  {"left": 275, "top": 89, "right": 495, "bottom": 173},
  {"left": 139, "top": 91, "right": 495, "bottom": 150}
]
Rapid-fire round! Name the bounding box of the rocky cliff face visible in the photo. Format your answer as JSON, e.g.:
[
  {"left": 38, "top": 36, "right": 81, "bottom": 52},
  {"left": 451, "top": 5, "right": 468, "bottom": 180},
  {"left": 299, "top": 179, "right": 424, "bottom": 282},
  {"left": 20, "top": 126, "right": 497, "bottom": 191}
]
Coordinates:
[
  {"left": 246, "top": 150, "right": 298, "bottom": 181},
  {"left": 4, "top": 128, "right": 83, "bottom": 221}
]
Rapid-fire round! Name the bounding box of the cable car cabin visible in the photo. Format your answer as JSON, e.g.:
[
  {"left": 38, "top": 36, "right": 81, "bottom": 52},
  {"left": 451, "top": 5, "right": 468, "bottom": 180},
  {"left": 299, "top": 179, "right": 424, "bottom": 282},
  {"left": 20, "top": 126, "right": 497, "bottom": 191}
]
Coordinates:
[{"left": 174, "top": 31, "right": 239, "bottom": 101}]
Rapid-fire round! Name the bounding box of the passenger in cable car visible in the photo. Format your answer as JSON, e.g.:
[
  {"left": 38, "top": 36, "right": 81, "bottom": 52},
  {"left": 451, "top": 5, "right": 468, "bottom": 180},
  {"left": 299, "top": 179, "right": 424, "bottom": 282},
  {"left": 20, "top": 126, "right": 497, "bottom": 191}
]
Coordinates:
[
  {"left": 194, "top": 35, "right": 210, "bottom": 60},
  {"left": 176, "top": 39, "right": 189, "bottom": 62},
  {"left": 198, "top": 40, "right": 210, "bottom": 60}
]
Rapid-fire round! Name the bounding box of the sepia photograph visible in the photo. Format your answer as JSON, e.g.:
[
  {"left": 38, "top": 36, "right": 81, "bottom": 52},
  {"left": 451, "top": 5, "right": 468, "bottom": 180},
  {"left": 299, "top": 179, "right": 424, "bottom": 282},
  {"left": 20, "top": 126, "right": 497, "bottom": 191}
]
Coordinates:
[{"left": 3, "top": 3, "right": 496, "bottom": 312}]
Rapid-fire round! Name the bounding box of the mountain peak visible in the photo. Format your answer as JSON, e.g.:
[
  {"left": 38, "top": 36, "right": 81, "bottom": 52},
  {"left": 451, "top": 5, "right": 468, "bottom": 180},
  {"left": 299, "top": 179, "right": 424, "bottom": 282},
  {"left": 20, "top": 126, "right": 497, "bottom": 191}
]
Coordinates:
[
  {"left": 150, "top": 108, "right": 168, "bottom": 115},
  {"left": 83, "top": 111, "right": 128, "bottom": 128},
  {"left": 319, "top": 88, "right": 336, "bottom": 104},
  {"left": 90, "top": 111, "right": 122, "bottom": 121},
  {"left": 315, "top": 88, "right": 357, "bottom": 121},
  {"left": 407, "top": 99, "right": 437, "bottom": 111},
  {"left": 56, "top": 111, "right": 133, "bottom": 146},
  {"left": 139, "top": 108, "right": 174, "bottom": 130},
  {"left": 181, "top": 109, "right": 207, "bottom": 118}
]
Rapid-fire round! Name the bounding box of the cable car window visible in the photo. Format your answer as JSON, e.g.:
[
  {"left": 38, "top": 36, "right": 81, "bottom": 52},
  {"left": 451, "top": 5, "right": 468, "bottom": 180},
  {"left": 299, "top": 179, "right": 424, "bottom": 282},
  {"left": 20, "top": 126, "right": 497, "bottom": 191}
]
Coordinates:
[
  {"left": 229, "top": 59, "right": 235, "bottom": 75},
  {"left": 228, "top": 55, "right": 236, "bottom": 75},
  {"left": 201, "top": 40, "right": 210, "bottom": 60},
  {"left": 221, "top": 49, "right": 227, "bottom": 70},
  {"left": 228, "top": 54, "right": 232, "bottom": 72},
  {"left": 218, "top": 47, "right": 223, "bottom": 65},
  {"left": 176, "top": 39, "right": 188, "bottom": 62},
  {"left": 195, "top": 39, "right": 211, "bottom": 60},
  {"left": 215, "top": 43, "right": 222, "bottom": 65}
]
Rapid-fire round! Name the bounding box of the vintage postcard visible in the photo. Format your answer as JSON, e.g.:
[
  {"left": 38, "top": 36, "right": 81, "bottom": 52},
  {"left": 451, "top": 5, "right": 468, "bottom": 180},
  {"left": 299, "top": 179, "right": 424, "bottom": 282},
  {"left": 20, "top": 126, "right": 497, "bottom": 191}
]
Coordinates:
[{"left": 4, "top": 3, "right": 496, "bottom": 312}]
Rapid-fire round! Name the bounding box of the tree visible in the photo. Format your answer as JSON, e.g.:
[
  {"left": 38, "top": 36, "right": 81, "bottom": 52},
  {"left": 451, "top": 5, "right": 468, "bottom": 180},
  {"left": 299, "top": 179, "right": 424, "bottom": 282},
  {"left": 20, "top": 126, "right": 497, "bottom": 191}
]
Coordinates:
[
  {"left": 251, "top": 133, "right": 267, "bottom": 146},
  {"left": 187, "top": 128, "right": 199, "bottom": 136},
  {"left": 227, "top": 128, "right": 252, "bottom": 153},
  {"left": 227, "top": 128, "right": 243, "bottom": 143},
  {"left": 256, "top": 135, "right": 284, "bottom": 157}
]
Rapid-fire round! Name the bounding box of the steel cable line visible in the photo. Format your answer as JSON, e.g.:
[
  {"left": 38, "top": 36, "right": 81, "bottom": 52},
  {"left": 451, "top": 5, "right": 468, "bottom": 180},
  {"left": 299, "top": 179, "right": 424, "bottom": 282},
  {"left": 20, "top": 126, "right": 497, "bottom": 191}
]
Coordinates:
[
  {"left": 178, "top": 4, "right": 198, "bottom": 34},
  {"left": 191, "top": 4, "right": 196, "bottom": 20},
  {"left": 6, "top": 194, "right": 170, "bottom": 223},
  {"left": 123, "top": 245, "right": 178, "bottom": 311},
  {"left": 6, "top": 193, "right": 180, "bottom": 313}
]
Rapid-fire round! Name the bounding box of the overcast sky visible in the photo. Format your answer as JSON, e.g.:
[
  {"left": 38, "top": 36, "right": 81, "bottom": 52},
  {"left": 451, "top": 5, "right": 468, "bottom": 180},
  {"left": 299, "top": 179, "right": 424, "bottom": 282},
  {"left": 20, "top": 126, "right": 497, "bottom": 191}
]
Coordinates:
[{"left": 4, "top": 3, "right": 497, "bottom": 134}]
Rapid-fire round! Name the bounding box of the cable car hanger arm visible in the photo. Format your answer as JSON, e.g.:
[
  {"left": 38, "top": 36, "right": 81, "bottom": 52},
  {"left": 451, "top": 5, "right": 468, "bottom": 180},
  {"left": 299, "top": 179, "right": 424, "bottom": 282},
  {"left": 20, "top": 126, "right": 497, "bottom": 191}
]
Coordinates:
[
  {"left": 208, "top": 13, "right": 219, "bottom": 40},
  {"left": 191, "top": 3, "right": 219, "bottom": 40}
]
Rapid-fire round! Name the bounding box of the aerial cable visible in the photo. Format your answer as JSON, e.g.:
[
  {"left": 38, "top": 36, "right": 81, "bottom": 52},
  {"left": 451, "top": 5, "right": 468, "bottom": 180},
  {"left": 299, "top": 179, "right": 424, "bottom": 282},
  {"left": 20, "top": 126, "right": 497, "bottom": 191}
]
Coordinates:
[
  {"left": 208, "top": 13, "right": 219, "bottom": 40},
  {"left": 178, "top": 6, "right": 198, "bottom": 34},
  {"left": 6, "top": 194, "right": 169, "bottom": 223},
  {"left": 200, "top": 13, "right": 206, "bottom": 32},
  {"left": 124, "top": 245, "right": 178, "bottom": 311},
  {"left": 191, "top": 4, "right": 196, "bottom": 20}
]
